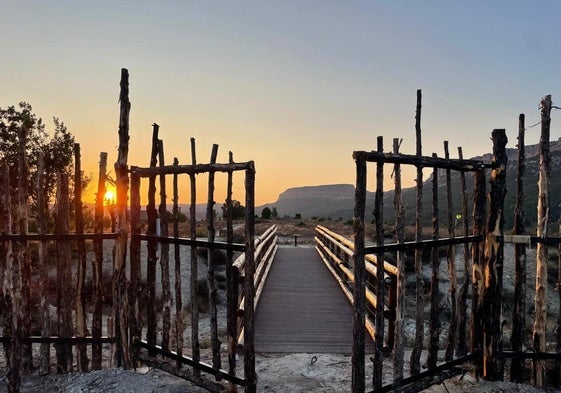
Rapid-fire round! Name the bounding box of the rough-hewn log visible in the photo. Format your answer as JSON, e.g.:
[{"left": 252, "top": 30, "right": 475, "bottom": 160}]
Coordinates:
[
  {"left": 189, "top": 137, "right": 201, "bottom": 377},
  {"left": 225, "top": 151, "right": 238, "bottom": 389},
  {"left": 243, "top": 165, "right": 257, "bottom": 393},
  {"left": 92, "top": 152, "right": 107, "bottom": 369},
  {"left": 427, "top": 153, "right": 440, "bottom": 369},
  {"left": 172, "top": 157, "right": 184, "bottom": 367},
  {"left": 392, "top": 138, "right": 406, "bottom": 384},
  {"left": 471, "top": 167, "right": 487, "bottom": 377},
  {"left": 373, "top": 136, "right": 385, "bottom": 389},
  {"left": 534, "top": 96, "right": 552, "bottom": 386},
  {"left": 206, "top": 144, "right": 222, "bottom": 375},
  {"left": 112, "top": 67, "right": 131, "bottom": 367},
  {"left": 456, "top": 146, "right": 470, "bottom": 357},
  {"left": 129, "top": 172, "right": 141, "bottom": 367},
  {"left": 131, "top": 162, "right": 253, "bottom": 177},
  {"left": 2, "top": 161, "right": 21, "bottom": 392},
  {"left": 411, "top": 89, "right": 424, "bottom": 375},
  {"left": 444, "top": 141, "right": 457, "bottom": 362},
  {"left": 483, "top": 129, "right": 508, "bottom": 380},
  {"left": 158, "top": 140, "right": 172, "bottom": 351},
  {"left": 74, "top": 143, "right": 89, "bottom": 372},
  {"left": 352, "top": 156, "right": 367, "bottom": 393},
  {"left": 17, "top": 123, "right": 32, "bottom": 371},
  {"left": 511, "top": 114, "right": 527, "bottom": 382},
  {"left": 146, "top": 123, "right": 159, "bottom": 355},
  {"left": 352, "top": 151, "right": 487, "bottom": 172},
  {"left": 55, "top": 173, "right": 73, "bottom": 372},
  {"left": 37, "top": 152, "right": 50, "bottom": 374}
]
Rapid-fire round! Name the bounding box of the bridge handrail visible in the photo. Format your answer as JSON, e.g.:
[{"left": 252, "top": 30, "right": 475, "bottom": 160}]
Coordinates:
[
  {"left": 236, "top": 225, "right": 278, "bottom": 352},
  {"left": 315, "top": 225, "right": 397, "bottom": 349}
]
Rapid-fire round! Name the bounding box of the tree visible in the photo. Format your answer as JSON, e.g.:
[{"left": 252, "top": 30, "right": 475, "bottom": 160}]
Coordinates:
[
  {"left": 261, "top": 207, "right": 272, "bottom": 219},
  {"left": 0, "top": 102, "right": 76, "bottom": 222},
  {"left": 222, "top": 199, "right": 245, "bottom": 220},
  {"left": 271, "top": 207, "right": 278, "bottom": 219}
]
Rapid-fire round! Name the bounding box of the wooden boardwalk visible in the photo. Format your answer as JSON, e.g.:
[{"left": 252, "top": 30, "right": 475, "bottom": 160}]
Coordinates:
[{"left": 255, "top": 246, "right": 374, "bottom": 353}]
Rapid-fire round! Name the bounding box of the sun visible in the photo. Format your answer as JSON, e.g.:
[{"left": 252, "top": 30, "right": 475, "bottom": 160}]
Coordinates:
[{"left": 104, "top": 189, "right": 116, "bottom": 204}]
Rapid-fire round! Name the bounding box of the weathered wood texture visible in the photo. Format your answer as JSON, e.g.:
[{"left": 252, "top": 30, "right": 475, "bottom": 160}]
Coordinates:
[
  {"left": 444, "top": 141, "right": 457, "bottom": 362},
  {"left": 172, "top": 157, "right": 183, "bottom": 367},
  {"left": 411, "top": 89, "right": 424, "bottom": 376},
  {"left": 534, "top": 95, "right": 552, "bottom": 386},
  {"left": 158, "top": 140, "right": 171, "bottom": 351},
  {"left": 483, "top": 129, "right": 508, "bottom": 380},
  {"left": 189, "top": 137, "right": 200, "bottom": 376},
  {"left": 37, "top": 152, "right": 50, "bottom": 374},
  {"left": 427, "top": 154, "right": 440, "bottom": 369},
  {"left": 511, "top": 114, "right": 526, "bottom": 382},
  {"left": 352, "top": 156, "right": 367, "bottom": 393},
  {"left": 129, "top": 172, "right": 141, "bottom": 367},
  {"left": 92, "top": 152, "right": 107, "bottom": 369}
]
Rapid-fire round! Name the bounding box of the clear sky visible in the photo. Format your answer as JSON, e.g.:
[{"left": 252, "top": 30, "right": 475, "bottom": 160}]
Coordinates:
[{"left": 2, "top": 1, "right": 561, "bottom": 205}]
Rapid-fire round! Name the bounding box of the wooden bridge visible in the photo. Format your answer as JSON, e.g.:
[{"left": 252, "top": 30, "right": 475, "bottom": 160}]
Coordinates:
[{"left": 255, "top": 246, "right": 375, "bottom": 354}]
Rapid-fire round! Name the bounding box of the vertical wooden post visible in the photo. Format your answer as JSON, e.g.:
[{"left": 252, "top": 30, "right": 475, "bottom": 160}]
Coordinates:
[
  {"left": 411, "top": 89, "right": 424, "bottom": 375},
  {"left": 244, "top": 164, "right": 257, "bottom": 393},
  {"left": 74, "top": 143, "right": 89, "bottom": 371},
  {"left": 534, "top": 95, "right": 552, "bottom": 386},
  {"left": 0, "top": 163, "right": 7, "bottom": 361},
  {"left": 456, "top": 147, "right": 470, "bottom": 357},
  {"left": 471, "top": 167, "right": 487, "bottom": 377},
  {"left": 483, "top": 129, "right": 507, "bottom": 380},
  {"left": 37, "top": 152, "right": 50, "bottom": 374},
  {"left": 146, "top": 124, "right": 159, "bottom": 354},
  {"left": 113, "top": 67, "right": 131, "bottom": 367},
  {"left": 17, "top": 123, "right": 32, "bottom": 371},
  {"left": 511, "top": 114, "right": 527, "bottom": 382},
  {"left": 226, "top": 151, "right": 239, "bottom": 389},
  {"left": 444, "top": 141, "right": 457, "bottom": 362},
  {"left": 352, "top": 155, "right": 367, "bottom": 393},
  {"left": 189, "top": 137, "right": 201, "bottom": 377},
  {"left": 427, "top": 153, "right": 440, "bottom": 369},
  {"left": 158, "top": 140, "right": 171, "bottom": 351},
  {"left": 2, "top": 161, "right": 21, "bottom": 392},
  {"left": 206, "top": 144, "right": 222, "bottom": 374},
  {"left": 129, "top": 171, "right": 141, "bottom": 367},
  {"left": 55, "top": 173, "right": 73, "bottom": 372},
  {"left": 392, "top": 138, "right": 406, "bottom": 385},
  {"left": 172, "top": 157, "right": 184, "bottom": 367},
  {"left": 373, "top": 136, "right": 385, "bottom": 389},
  {"left": 92, "top": 152, "right": 107, "bottom": 369}
]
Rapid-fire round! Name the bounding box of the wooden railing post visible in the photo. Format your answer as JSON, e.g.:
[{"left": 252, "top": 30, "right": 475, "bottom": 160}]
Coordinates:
[{"left": 483, "top": 129, "right": 508, "bottom": 380}]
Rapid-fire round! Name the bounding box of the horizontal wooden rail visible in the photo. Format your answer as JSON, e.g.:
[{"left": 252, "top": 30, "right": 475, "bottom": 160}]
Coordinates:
[
  {"left": 130, "top": 161, "right": 254, "bottom": 177},
  {"left": 364, "top": 235, "right": 483, "bottom": 254},
  {"left": 353, "top": 150, "right": 491, "bottom": 171},
  {"left": 0, "top": 336, "right": 115, "bottom": 344},
  {"left": 233, "top": 225, "right": 277, "bottom": 275},
  {"left": 0, "top": 233, "right": 118, "bottom": 241},
  {"left": 137, "top": 234, "right": 245, "bottom": 252}
]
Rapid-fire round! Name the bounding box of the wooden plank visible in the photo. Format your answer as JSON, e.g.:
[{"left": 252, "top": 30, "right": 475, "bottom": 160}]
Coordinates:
[{"left": 255, "top": 247, "right": 374, "bottom": 354}]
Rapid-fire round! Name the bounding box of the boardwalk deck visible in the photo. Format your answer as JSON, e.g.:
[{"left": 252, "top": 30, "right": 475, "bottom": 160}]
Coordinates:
[{"left": 255, "top": 246, "right": 374, "bottom": 353}]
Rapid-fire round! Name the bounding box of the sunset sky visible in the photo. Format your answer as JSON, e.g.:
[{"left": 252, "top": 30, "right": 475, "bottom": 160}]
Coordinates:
[{"left": 2, "top": 1, "right": 561, "bottom": 206}]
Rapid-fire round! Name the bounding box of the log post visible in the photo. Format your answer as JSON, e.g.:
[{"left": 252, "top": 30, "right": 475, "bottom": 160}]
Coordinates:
[
  {"left": 189, "top": 137, "right": 201, "bottom": 377},
  {"left": 129, "top": 171, "right": 141, "bottom": 367},
  {"left": 146, "top": 124, "right": 159, "bottom": 355},
  {"left": 411, "top": 89, "right": 425, "bottom": 375},
  {"left": 392, "top": 138, "right": 406, "bottom": 385},
  {"left": 206, "top": 144, "right": 222, "bottom": 374},
  {"left": 534, "top": 95, "right": 552, "bottom": 386},
  {"left": 226, "top": 151, "right": 239, "bottom": 389},
  {"left": 74, "top": 143, "right": 89, "bottom": 371},
  {"left": 244, "top": 164, "right": 257, "bottom": 393},
  {"left": 483, "top": 129, "right": 508, "bottom": 380},
  {"left": 172, "top": 157, "right": 184, "bottom": 367},
  {"left": 2, "top": 161, "right": 21, "bottom": 392},
  {"left": 112, "top": 67, "right": 131, "bottom": 367},
  {"left": 511, "top": 114, "right": 527, "bottom": 382},
  {"left": 158, "top": 140, "right": 172, "bottom": 351},
  {"left": 427, "top": 153, "right": 440, "bottom": 369},
  {"left": 92, "top": 152, "right": 107, "bottom": 369},
  {"left": 444, "top": 141, "right": 457, "bottom": 362},
  {"left": 55, "top": 173, "right": 73, "bottom": 373},
  {"left": 456, "top": 146, "right": 470, "bottom": 357},
  {"left": 471, "top": 167, "right": 487, "bottom": 377},
  {"left": 352, "top": 155, "right": 367, "bottom": 393},
  {"left": 17, "top": 123, "right": 32, "bottom": 371},
  {"left": 37, "top": 152, "right": 50, "bottom": 374},
  {"left": 373, "top": 136, "right": 385, "bottom": 389}
]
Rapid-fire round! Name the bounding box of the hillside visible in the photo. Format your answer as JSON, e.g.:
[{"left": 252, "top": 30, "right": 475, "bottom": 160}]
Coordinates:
[{"left": 257, "top": 139, "right": 561, "bottom": 231}]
